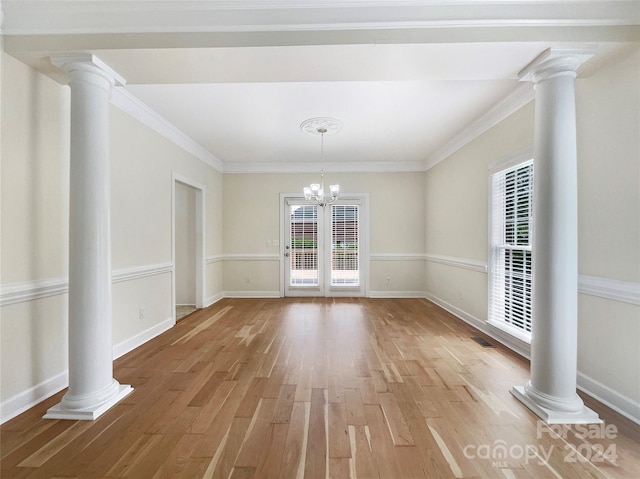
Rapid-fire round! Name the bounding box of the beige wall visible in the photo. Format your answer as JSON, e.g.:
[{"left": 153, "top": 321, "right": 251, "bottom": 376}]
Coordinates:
[
  {"left": 425, "top": 102, "right": 535, "bottom": 320},
  {"left": 1, "top": 53, "right": 71, "bottom": 410},
  {"left": 109, "top": 105, "right": 224, "bottom": 341},
  {"left": 424, "top": 47, "right": 640, "bottom": 419},
  {"left": 574, "top": 48, "right": 639, "bottom": 408},
  {"left": 0, "top": 53, "right": 224, "bottom": 417},
  {"left": 576, "top": 48, "right": 640, "bottom": 283},
  {"left": 1, "top": 53, "right": 70, "bottom": 283},
  {"left": 222, "top": 172, "right": 426, "bottom": 295}
]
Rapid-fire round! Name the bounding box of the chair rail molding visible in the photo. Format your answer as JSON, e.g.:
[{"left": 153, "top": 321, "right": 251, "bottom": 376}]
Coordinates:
[
  {"left": 425, "top": 253, "right": 488, "bottom": 273},
  {"left": 370, "top": 253, "right": 427, "bottom": 262},
  {"left": 578, "top": 275, "right": 640, "bottom": 306},
  {"left": 0, "top": 262, "right": 174, "bottom": 307}
]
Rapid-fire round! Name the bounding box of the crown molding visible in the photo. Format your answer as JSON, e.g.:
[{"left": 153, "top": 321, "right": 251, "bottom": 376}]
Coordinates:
[
  {"left": 223, "top": 160, "right": 427, "bottom": 173},
  {"left": 111, "top": 87, "right": 224, "bottom": 172},
  {"left": 424, "top": 83, "right": 535, "bottom": 171},
  {"left": 2, "top": 1, "right": 638, "bottom": 35}
]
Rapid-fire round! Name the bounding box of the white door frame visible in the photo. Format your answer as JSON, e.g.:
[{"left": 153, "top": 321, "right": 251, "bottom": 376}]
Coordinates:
[
  {"left": 279, "top": 193, "right": 369, "bottom": 297},
  {"left": 172, "top": 173, "right": 206, "bottom": 321}
]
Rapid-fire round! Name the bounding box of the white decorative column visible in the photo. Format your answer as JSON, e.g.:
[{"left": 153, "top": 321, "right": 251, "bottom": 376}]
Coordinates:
[
  {"left": 511, "top": 48, "right": 600, "bottom": 424},
  {"left": 45, "top": 54, "right": 133, "bottom": 420}
]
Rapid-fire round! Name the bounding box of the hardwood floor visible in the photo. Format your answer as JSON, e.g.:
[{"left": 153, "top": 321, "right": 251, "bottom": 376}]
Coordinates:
[{"left": 1, "top": 298, "right": 638, "bottom": 478}]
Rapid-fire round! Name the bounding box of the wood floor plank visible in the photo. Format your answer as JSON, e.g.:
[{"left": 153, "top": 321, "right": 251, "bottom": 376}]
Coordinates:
[
  {"left": 279, "top": 401, "right": 310, "bottom": 479},
  {"left": 234, "top": 398, "right": 278, "bottom": 468},
  {"left": 272, "top": 384, "right": 297, "bottom": 424},
  {"left": 343, "top": 387, "right": 367, "bottom": 426},
  {"left": 2, "top": 298, "right": 638, "bottom": 479},
  {"left": 208, "top": 417, "right": 251, "bottom": 479},
  {"left": 328, "top": 402, "right": 351, "bottom": 459},
  {"left": 348, "top": 425, "right": 380, "bottom": 479},
  {"left": 122, "top": 406, "right": 201, "bottom": 479},
  {"left": 188, "top": 380, "right": 236, "bottom": 435},
  {"left": 105, "top": 433, "right": 163, "bottom": 478},
  {"left": 234, "top": 377, "right": 268, "bottom": 418},
  {"left": 377, "top": 391, "right": 415, "bottom": 446},
  {"left": 327, "top": 375, "right": 344, "bottom": 404},
  {"left": 363, "top": 404, "right": 405, "bottom": 479},
  {"left": 304, "top": 388, "right": 328, "bottom": 479},
  {"left": 253, "top": 422, "right": 289, "bottom": 479}
]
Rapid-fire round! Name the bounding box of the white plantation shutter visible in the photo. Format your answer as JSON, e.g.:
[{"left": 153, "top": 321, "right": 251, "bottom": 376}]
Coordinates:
[
  {"left": 289, "top": 205, "right": 319, "bottom": 286},
  {"left": 489, "top": 160, "right": 533, "bottom": 339},
  {"left": 331, "top": 204, "right": 359, "bottom": 286}
]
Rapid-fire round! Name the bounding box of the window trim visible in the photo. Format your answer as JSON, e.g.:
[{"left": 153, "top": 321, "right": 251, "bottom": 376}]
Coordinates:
[{"left": 487, "top": 146, "right": 534, "bottom": 344}]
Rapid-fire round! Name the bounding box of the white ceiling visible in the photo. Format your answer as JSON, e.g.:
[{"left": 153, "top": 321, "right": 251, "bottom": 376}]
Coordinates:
[{"left": 3, "top": 0, "right": 639, "bottom": 172}]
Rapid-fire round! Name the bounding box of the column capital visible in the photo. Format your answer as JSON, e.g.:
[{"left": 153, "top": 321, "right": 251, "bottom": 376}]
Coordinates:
[
  {"left": 519, "top": 47, "right": 596, "bottom": 84},
  {"left": 51, "top": 53, "right": 126, "bottom": 88}
]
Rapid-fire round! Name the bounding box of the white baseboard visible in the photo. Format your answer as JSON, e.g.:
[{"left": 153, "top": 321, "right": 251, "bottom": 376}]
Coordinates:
[
  {"left": 425, "top": 291, "right": 640, "bottom": 426},
  {"left": 1, "top": 370, "right": 68, "bottom": 424},
  {"left": 425, "top": 292, "right": 531, "bottom": 360},
  {"left": 205, "top": 292, "right": 225, "bottom": 307},
  {"left": 223, "top": 291, "right": 281, "bottom": 298},
  {"left": 577, "top": 372, "right": 640, "bottom": 425},
  {"left": 369, "top": 291, "right": 427, "bottom": 298},
  {"left": 1, "top": 317, "right": 175, "bottom": 424},
  {"left": 113, "top": 317, "right": 175, "bottom": 360}
]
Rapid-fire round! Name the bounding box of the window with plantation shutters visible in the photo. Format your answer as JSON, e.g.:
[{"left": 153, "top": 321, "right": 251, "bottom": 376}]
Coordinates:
[
  {"left": 289, "top": 205, "right": 319, "bottom": 286},
  {"left": 488, "top": 159, "right": 533, "bottom": 341},
  {"left": 331, "top": 205, "right": 359, "bottom": 286}
]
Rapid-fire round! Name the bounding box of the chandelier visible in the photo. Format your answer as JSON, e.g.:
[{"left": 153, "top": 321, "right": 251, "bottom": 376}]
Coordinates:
[{"left": 301, "top": 117, "right": 342, "bottom": 207}]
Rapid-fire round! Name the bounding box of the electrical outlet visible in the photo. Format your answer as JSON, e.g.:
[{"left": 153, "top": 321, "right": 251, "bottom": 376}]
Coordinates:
[
  {"left": 245, "top": 276, "right": 251, "bottom": 284},
  {"left": 139, "top": 306, "right": 146, "bottom": 319},
  {"left": 386, "top": 277, "right": 391, "bottom": 284}
]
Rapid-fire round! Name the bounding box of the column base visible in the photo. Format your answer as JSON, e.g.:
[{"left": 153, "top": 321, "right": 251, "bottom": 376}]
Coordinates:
[
  {"left": 511, "top": 385, "right": 601, "bottom": 424},
  {"left": 43, "top": 384, "right": 133, "bottom": 421}
]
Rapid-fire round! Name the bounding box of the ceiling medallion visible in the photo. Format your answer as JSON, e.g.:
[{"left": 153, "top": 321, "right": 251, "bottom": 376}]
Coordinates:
[{"left": 300, "top": 117, "right": 344, "bottom": 136}]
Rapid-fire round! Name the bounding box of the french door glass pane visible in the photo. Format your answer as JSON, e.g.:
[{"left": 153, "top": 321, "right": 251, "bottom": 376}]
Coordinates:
[
  {"left": 289, "top": 205, "right": 318, "bottom": 286},
  {"left": 331, "top": 205, "right": 359, "bottom": 286}
]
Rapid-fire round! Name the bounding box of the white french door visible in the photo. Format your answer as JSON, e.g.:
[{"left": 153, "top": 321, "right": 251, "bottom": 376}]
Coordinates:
[{"left": 283, "top": 196, "right": 367, "bottom": 297}]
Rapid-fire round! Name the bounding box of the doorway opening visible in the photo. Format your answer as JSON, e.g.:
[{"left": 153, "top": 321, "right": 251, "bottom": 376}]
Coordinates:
[{"left": 173, "top": 175, "right": 205, "bottom": 322}]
